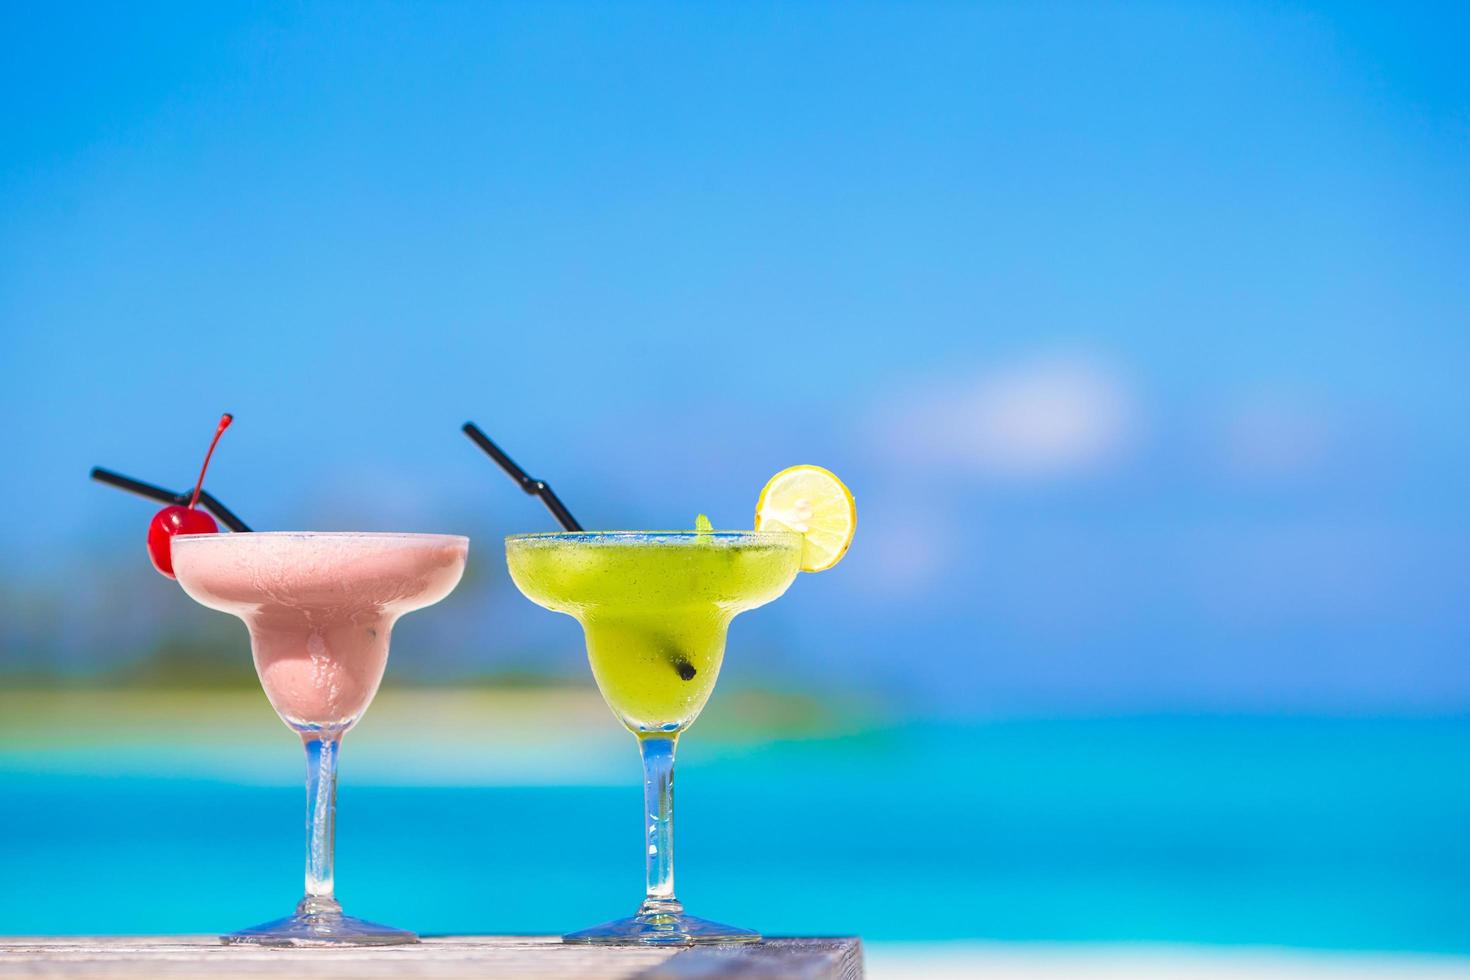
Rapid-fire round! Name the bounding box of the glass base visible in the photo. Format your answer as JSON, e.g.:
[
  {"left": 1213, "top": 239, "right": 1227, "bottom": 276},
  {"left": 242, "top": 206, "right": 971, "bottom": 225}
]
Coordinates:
[
  {"left": 564, "top": 905, "right": 760, "bottom": 946},
  {"left": 222, "top": 904, "right": 418, "bottom": 947}
]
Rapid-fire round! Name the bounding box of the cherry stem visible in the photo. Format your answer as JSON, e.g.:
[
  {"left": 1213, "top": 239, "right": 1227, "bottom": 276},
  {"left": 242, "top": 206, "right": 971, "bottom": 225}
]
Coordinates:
[{"left": 188, "top": 413, "right": 233, "bottom": 510}]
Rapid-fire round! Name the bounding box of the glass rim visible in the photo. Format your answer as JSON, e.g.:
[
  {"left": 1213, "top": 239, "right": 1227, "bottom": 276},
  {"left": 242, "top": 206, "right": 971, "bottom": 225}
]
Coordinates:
[
  {"left": 170, "top": 531, "right": 469, "bottom": 545},
  {"left": 505, "top": 529, "right": 801, "bottom": 544}
]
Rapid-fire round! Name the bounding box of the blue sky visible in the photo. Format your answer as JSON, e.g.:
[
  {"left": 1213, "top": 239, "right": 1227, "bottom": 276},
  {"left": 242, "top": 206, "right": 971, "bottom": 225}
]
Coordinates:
[{"left": 2, "top": 2, "right": 1467, "bottom": 714}]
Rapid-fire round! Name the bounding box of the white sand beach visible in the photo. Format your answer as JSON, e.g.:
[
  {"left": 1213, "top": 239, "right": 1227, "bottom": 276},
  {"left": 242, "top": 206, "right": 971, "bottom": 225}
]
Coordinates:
[{"left": 866, "top": 942, "right": 1470, "bottom": 979}]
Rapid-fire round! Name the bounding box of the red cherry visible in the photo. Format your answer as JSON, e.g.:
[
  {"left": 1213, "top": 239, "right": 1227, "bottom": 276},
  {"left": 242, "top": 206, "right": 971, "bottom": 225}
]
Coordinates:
[
  {"left": 147, "top": 413, "right": 234, "bottom": 579},
  {"left": 147, "top": 505, "right": 219, "bottom": 577}
]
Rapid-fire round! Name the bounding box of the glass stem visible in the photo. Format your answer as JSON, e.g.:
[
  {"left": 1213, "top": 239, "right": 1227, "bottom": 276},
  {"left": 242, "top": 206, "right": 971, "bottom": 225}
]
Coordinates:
[
  {"left": 300, "top": 733, "right": 342, "bottom": 916},
  {"left": 638, "top": 734, "right": 682, "bottom": 917}
]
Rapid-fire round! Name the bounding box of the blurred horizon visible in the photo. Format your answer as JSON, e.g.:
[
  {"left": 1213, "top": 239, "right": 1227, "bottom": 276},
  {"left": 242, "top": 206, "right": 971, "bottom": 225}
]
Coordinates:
[{"left": 4, "top": 687, "right": 1468, "bottom": 954}]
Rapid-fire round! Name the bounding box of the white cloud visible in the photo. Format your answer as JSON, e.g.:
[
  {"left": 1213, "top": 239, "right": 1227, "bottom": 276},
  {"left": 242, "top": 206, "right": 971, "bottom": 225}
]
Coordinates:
[{"left": 878, "top": 355, "right": 1139, "bottom": 480}]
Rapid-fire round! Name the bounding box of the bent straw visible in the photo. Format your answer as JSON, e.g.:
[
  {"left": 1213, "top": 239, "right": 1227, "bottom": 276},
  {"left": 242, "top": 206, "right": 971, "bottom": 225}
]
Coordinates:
[
  {"left": 461, "top": 422, "right": 697, "bottom": 681},
  {"left": 90, "top": 467, "right": 253, "bottom": 533},
  {"left": 460, "top": 422, "right": 584, "bottom": 531}
]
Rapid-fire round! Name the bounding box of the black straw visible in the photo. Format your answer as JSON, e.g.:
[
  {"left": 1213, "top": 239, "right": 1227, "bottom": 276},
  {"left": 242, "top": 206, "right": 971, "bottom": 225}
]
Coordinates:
[
  {"left": 461, "top": 422, "right": 584, "bottom": 531},
  {"left": 90, "top": 467, "right": 252, "bottom": 533},
  {"left": 461, "top": 421, "right": 698, "bottom": 682}
]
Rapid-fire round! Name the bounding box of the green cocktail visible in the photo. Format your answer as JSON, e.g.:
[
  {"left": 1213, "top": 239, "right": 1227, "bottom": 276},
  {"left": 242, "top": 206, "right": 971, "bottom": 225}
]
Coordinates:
[
  {"left": 508, "top": 531, "right": 801, "bottom": 732},
  {"left": 506, "top": 530, "right": 802, "bottom": 944}
]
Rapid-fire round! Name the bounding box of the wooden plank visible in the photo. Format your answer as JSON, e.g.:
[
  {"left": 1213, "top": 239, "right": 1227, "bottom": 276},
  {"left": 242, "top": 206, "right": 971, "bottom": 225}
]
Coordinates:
[
  {"left": 0, "top": 936, "right": 863, "bottom": 979},
  {"left": 642, "top": 938, "right": 864, "bottom": 979},
  {"left": 0, "top": 936, "right": 673, "bottom": 979}
]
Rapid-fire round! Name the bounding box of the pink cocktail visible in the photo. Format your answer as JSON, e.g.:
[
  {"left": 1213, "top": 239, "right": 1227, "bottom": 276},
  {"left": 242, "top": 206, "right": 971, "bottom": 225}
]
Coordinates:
[{"left": 172, "top": 531, "right": 469, "bottom": 946}]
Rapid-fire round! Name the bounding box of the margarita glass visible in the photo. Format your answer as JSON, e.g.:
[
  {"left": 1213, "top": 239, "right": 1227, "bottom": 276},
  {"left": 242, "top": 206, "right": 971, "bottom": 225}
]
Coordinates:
[
  {"left": 172, "top": 531, "right": 469, "bottom": 946},
  {"left": 506, "top": 530, "right": 802, "bottom": 944}
]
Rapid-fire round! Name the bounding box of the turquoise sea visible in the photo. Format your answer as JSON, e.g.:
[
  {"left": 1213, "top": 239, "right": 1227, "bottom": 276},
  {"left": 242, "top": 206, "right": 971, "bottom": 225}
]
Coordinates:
[{"left": 2, "top": 718, "right": 1467, "bottom": 951}]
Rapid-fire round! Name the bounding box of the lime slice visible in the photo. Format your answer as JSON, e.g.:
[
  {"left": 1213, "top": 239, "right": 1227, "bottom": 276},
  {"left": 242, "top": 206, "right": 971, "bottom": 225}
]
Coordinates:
[{"left": 754, "top": 465, "right": 856, "bottom": 572}]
